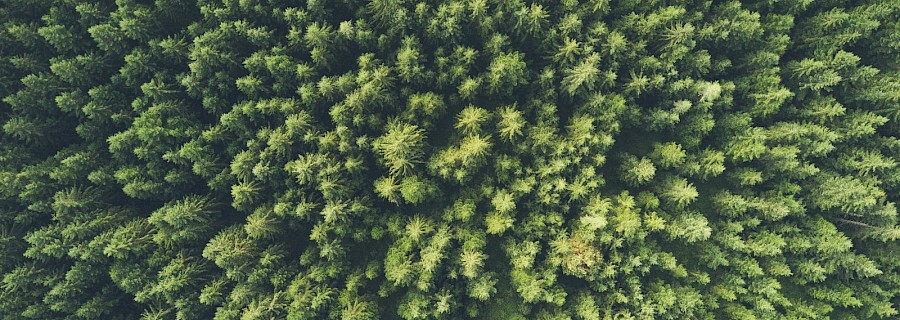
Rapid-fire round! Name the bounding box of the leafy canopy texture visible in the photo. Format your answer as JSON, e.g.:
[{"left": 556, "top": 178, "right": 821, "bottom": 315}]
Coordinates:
[{"left": 2, "top": 0, "right": 900, "bottom": 319}]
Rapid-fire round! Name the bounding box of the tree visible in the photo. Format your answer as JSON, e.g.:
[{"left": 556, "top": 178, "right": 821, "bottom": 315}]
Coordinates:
[
  {"left": 486, "top": 52, "right": 528, "bottom": 95},
  {"left": 497, "top": 105, "right": 525, "bottom": 141},
  {"left": 651, "top": 142, "right": 686, "bottom": 168},
  {"left": 148, "top": 195, "right": 217, "bottom": 245},
  {"left": 455, "top": 106, "right": 490, "bottom": 135},
  {"left": 620, "top": 155, "right": 656, "bottom": 186},
  {"left": 659, "top": 177, "right": 699, "bottom": 208},
  {"left": 667, "top": 212, "right": 711, "bottom": 243},
  {"left": 428, "top": 135, "right": 492, "bottom": 183},
  {"left": 810, "top": 175, "right": 884, "bottom": 215},
  {"left": 373, "top": 120, "right": 427, "bottom": 177},
  {"left": 399, "top": 175, "right": 438, "bottom": 205},
  {"left": 561, "top": 53, "right": 601, "bottom": 95}
]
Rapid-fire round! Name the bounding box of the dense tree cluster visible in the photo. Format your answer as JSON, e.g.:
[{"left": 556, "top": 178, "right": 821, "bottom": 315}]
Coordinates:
[{"left": 1, "top": 0, "right": 899, "bottom": 319}]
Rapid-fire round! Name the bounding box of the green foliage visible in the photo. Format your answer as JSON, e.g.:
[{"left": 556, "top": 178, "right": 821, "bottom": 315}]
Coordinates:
[
  {"left": 374, "top": 120, "right": 427, "bottom": 177},
  {"left": 399, "top": 175, "right": 438, "bottom": 205},
  {"left": 1, "top": 0, "right": 900, "bottom": 319},
  {"left": 620, "top": 155, "right": 656, "bottom": 186}
]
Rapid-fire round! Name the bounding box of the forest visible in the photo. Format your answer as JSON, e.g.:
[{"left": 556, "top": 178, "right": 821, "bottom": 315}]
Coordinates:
[{"left": 1, "top": 0, "right": 899, "bottom": 319}]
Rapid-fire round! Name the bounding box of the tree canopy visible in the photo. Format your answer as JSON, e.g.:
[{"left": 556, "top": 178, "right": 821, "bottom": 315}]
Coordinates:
[{"left": 1, "top": 0, "right": 900, "bottom": 319}]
